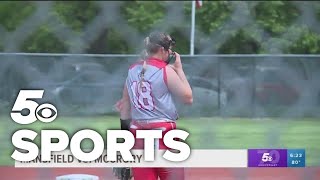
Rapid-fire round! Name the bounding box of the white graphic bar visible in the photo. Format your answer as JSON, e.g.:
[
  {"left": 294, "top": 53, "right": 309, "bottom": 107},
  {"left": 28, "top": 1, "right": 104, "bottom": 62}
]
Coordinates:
[{"left": 15, "top": 149, "right": 247, "bottom": 168}]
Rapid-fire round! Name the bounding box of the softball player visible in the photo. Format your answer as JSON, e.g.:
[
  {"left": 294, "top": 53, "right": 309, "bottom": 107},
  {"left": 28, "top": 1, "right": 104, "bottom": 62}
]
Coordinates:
[{"left": 114, "top": 31, "right": 193, "bottom": 180}]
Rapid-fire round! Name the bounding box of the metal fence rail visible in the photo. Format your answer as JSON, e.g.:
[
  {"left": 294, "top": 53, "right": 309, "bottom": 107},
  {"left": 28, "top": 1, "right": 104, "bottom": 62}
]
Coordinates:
[{"left": 1, "top": 52, "right": 320, "bottom": 57}]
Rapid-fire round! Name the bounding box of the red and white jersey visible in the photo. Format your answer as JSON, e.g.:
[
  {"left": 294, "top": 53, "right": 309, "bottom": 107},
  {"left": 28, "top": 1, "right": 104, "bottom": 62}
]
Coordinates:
[{"left": 126, "top": 57, "right": 178, "bottom": 121}]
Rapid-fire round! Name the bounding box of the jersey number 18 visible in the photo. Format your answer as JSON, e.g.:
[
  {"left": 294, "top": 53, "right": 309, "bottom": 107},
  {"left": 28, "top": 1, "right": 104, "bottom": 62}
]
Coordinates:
[{"left": 131, "top": 81, "right": 154, "bottom": 111}]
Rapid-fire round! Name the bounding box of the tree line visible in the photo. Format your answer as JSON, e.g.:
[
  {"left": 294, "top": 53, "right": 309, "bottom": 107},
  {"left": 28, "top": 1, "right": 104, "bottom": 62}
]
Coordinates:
[{"left": 0, "top": 1, "right": 320, "bottom": 54}]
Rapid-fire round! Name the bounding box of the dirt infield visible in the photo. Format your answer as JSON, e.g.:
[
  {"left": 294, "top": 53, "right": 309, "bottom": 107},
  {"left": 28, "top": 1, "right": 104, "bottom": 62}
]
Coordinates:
[{"left": 0, "top": 167, "right": 319, "bottom": 180}]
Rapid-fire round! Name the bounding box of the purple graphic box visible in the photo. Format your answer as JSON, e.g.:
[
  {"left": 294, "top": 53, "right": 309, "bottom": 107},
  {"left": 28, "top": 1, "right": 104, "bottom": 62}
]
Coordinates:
[{"left": 248, "top": 149, "right": 287, "bottom": 167}]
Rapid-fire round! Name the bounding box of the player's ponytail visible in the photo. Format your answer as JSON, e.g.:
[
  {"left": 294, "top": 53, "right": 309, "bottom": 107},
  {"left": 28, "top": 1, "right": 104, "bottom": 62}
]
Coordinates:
[{"left": 138, "top": 37, "right": 150, "bottom": 89}]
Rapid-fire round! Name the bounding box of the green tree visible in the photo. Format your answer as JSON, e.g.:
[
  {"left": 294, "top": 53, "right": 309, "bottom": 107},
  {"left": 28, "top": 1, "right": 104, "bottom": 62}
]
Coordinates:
[
  {"left": 86, "top": 28, "right": 133, "bottom": 54},
  {"left": 315, "top": 2, "right": 320, "bottom": 22},
  {"left": 287, "top": 29, "right": 320, "bottom": 54},
  {"left": 120, "top": 1, "right": 166, "bottom": 33},
  {"left": 0, "top": 1, "right": 36, "bottom": 31},
  {"left": 20, "top": 25, "right": 68, "bottom": 53},
  {"left": 254, "top": 1, "right": 300, "bottom": 36},
  {"left": 184, "top": 1, "right": 233, "bottom": 35},
  {"left": 168, "top": 28, "right": 189, "bottom": 54},
  {"left": 218, "top": 29, "right": 261, "bottom": 54},
  {"left": 53, "top": 1, "right": 100, "bottom": 32}
]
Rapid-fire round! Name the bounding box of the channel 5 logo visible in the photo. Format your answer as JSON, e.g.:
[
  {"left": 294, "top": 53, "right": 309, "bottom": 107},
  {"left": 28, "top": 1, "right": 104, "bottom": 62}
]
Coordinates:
[
  {"left": 11, "top": 90, "right": 57, "bottom": 124},
  {"left": 258, "top": 150, "right": 281, "bottom": 166},
  {"left": 248, "top": 149, "right": 287, "bottom": 167}
]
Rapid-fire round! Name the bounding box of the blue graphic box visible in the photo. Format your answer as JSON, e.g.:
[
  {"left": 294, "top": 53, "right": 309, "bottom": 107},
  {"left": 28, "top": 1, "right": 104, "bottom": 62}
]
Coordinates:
[{"left": 287, "top": 149, "right": 305, "bottom": 167}]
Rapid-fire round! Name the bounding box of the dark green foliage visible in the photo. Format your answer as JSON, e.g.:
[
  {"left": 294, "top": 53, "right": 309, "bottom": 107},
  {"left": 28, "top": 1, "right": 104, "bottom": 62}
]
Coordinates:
[
  {"left": 287, "top": 30, "right": 320, "bottom": 54},
  {"left": 169, "top": 28, "right": 191, "bottom": 54},
  {"left": 86, "top": 28, "right": 133, "bottom": 54},
  {"left": 316, "top": 3, "right": 320, "bottom": 22},
  {"left": 254, "top": 1, "right": 300, "bottom": 36},
  {"left": 120, "top": 1, "right": 166, "bottom": 33},
  {"left": 218, "top": 29, "right": 261, "bottom": 54},
  {"left": 0, "top": 1, "right": 36, "bottom": 31},
  {"left": 53, "top": 1, "right": 100, "bottom": 32},
  {"left": 20, "top": 25, "right": 68, "bottom": 53},
  {"left": 0, "top": 1, "right": 318, "bottom": 54},
  {"left": 184, "top": 1, "right": 233, "bottom": 35}
]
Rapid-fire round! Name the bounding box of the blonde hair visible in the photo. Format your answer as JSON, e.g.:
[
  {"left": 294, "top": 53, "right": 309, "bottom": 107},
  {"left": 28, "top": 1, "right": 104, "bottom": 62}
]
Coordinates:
[{"left": 139, "top": 37, "right": 150, "bottom": 89}]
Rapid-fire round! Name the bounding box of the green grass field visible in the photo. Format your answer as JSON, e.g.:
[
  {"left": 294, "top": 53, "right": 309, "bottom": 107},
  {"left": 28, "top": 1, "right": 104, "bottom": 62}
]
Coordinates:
[{"left": 0, "top": 115, "right": 319, "bottom": 166}]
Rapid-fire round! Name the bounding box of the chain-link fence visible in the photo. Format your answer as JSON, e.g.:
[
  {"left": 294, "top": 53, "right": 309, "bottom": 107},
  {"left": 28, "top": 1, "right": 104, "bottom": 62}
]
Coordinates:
[
  {"left": 0, "top": 1, "right": 319, "bottom": 118},
  {"left": 0, "top": 2, "right": 320, "bottom": 178},
  {"left": 1, "top": 53, "right": 319, "bottom": 118},
  {"left": 1, "top": 1, "right": 320, "bottom": 55}
]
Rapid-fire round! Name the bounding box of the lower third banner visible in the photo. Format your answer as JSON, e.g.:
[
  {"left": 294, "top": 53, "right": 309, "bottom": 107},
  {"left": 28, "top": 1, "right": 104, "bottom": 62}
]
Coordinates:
[{"left": 15, "top": 149, "right": 247, "bottom": 168}]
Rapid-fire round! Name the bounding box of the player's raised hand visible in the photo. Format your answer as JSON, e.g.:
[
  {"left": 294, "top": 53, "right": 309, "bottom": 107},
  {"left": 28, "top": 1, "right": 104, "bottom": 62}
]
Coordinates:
[{"left": 172, "top": 52, "right": 183, "bottom": 71}]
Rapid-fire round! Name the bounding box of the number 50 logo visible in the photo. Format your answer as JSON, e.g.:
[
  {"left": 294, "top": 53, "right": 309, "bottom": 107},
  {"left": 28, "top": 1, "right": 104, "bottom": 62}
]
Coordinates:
[{"left": 11, "top": 90, "right": 57, "bottom": 125}]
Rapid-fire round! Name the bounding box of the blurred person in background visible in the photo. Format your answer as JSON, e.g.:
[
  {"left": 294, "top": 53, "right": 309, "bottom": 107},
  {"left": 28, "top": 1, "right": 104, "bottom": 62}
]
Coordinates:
[{"left": 113, "top": 31, "right": 193, "bottom": 180}]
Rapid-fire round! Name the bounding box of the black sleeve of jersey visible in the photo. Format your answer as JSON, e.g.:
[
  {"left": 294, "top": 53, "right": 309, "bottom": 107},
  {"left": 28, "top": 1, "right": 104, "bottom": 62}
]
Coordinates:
[{"left": 120, "top": 119, "right": 131, "bottom": 130}]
